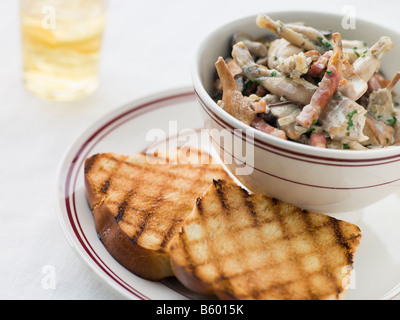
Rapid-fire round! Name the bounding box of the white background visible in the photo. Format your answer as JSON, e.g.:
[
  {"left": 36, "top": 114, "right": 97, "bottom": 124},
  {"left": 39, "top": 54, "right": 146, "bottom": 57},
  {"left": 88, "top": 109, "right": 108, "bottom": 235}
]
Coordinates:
[{"left": 0, "top": 0, "right": 399, "bottom": 299}]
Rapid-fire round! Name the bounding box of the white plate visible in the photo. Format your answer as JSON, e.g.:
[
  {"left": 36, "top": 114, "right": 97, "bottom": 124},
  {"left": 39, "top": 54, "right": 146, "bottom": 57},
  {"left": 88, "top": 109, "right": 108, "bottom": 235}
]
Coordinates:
[{"left": 55, "top": 87, "right": 400, "bottom": 300}]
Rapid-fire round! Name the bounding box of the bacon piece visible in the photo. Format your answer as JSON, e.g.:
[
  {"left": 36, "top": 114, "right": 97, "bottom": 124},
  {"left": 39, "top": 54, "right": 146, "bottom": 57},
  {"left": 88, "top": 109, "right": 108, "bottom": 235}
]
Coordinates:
[
  {"left": 251, "top": 117, "right": 287, "bottom": 140},
  {"left": 308, "top": 51, "right": 331, "bottom": 78},
  {"left": 310, "top": 132, "right": 327, "bottom": 148},
  {"left": 296, "top": 33, "right": 343, "bottom": 128},
  {"left": 296, "top": 66, "right": 341, "bottom": 128}
]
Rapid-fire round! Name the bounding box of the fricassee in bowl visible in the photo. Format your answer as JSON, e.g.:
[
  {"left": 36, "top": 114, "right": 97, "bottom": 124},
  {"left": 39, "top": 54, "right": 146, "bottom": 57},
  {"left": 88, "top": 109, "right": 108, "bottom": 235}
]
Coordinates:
[{"left": 192, "top": 11, "right": 400, "bottom": 214}]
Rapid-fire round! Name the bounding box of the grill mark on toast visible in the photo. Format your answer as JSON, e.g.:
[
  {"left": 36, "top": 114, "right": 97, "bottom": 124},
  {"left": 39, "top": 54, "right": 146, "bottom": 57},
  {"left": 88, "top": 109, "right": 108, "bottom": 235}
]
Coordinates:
[
  {"left": 235, "top": 276, "right": 342, "bottom": 300},
  {"left": 271, "top": 201, "right": 298, "bottom": 299},
  {"left": 216, "top": 276, "right": 237, "bottom": 300},
  {"left": 131, "top": 211, "right": 152, "bottom": 244},
  {"left": 328, "top": 219, "right": 354, "bottom": 293},
  {"left": 241, "top": 188, "right": 261, "bottom": 233},
  {"left": 88, "top": 155, "right": 125, "bottom": 210},
  {"left": 196, "top": 197, "right": 203, "bottom": 215},
  {"left": 208, "top": 181, "right": 236, "bottom": 298},
  {"left": 240, "top": 187, "right": 261, "bottom": 229},
  {"left": 115, "top": 190, "right": 134, "bottom": 223},
  {"left": 213, "top": 179, "right": 229, "bottom": 210},
  {"left": 272, "top": 200, "right": 313, "bottom": 300},
  {"left": 302, "top": 210, "right": 344, "bottom": 299},
  {"left": 160, "top": 165, "right": 216, "bottom": 250},
  {"left": 119, "top": 160, "right": 228, "bottom": 247},
  {"left": 179, "top": 227, "right": 204, "bottom": 284},
  {"left": 84, "top": 153, "right": 233, "bottom": 288},
  {"left": 123, "top": 160, "right": 224, "bottom": 185},
  {"left": 332, "top": 220, "right": 353, "bottom": 265},
  {"left": 95, "top": 155, "right": 124, "bottom": 197},
  {"left": 180, "top": 181, "right": 237, "bottom": 298},
  {"left": 85, "top": 154, "right": 98, "bottom": 174},
  {"left": 160, "top": 218, "right": 184, "bottom": 249},
  {"left": 170, "top": 180, "right": 361, "bottom": 300},
  {"left": 301, "top": 210, "right": 324, "bottom": 300},
  {"left": 101, "top": 180, "right": 110, "bottom": 193},
  {"left": 160, "top": 225, "right": 174, "bottom": 249},
  {"left": 240, "top": 187, "right": 256, "bottom": 215},
  {"left": 345, "top": 233, "right": 362, "bottom": 249},
  {"left": 130, "top": 193, "right": 164, "bottom": 244},
  {"left": 271, "top": 199, "right": 290, "bottom": 241}
]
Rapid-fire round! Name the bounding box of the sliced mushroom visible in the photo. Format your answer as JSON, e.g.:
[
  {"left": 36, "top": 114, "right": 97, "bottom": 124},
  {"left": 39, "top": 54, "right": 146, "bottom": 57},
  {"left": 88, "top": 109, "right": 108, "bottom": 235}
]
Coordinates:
[{"left": 232, "top": 32, "right": 268, "bottom": 57}]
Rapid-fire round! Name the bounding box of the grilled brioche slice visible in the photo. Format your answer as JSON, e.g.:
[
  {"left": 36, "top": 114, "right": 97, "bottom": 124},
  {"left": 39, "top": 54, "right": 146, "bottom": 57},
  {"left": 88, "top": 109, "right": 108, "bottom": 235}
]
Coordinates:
[
  {"left": 84, "top": 150, "right": 231, "bottom": 281},
  {"left": 169, "top": 180, "right": 362, "bottom": 300}
]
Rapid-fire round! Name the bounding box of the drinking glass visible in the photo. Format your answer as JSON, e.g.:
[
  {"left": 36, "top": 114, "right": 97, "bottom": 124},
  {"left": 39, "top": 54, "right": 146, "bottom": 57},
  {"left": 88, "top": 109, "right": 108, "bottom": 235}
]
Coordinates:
[{"left": 19, "top": 0, "right": 108, "bottom": 101}]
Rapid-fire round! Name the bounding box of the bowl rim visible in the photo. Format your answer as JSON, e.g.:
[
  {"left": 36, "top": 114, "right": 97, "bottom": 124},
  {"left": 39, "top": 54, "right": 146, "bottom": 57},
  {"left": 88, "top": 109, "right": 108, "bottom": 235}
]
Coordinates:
[{"left": 191, "top": 10, "right": 400, "bottom": 162}]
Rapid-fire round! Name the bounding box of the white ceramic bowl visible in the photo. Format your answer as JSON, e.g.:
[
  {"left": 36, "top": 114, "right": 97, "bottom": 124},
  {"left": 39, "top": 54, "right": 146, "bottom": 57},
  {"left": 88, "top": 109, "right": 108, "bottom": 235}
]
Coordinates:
[{"left": 192, "top": 11, "right": 400, "bottom": 214}]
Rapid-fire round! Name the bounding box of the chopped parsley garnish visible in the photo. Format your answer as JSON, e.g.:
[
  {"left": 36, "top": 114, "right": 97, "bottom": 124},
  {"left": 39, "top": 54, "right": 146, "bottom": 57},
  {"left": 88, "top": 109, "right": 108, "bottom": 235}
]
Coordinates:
[
  {"left": 326, "top": 70, "right": 333, "bottom": 76},
  {"left": 305, "top": 127, "right": 316, "bottom": 138},
  {"left": 347, "top": 110, "right": 358, "bottom": 118},
  {"left": 335, "top": 93, "right": 343, "bottom": 100},
  {"left": 353, "top": 47, "right": 360, "bottom": 58},
  {"left": 270, "top": 71, "right": 277, "bottom": 77},
  {"left": 347, "top": 119, "right": 354, "bottom": 130},
  {"left": 317, "top": 37, "right": 333, "bottom": 50},
  {"left": 387, "top": 116, "right": 397, "bottom": 127},
  {"left": 343, "top": 144, "right": 351, "bottom": 150},
  {"left": 346, "top": 110, "right": 358, "bottom": 132}
]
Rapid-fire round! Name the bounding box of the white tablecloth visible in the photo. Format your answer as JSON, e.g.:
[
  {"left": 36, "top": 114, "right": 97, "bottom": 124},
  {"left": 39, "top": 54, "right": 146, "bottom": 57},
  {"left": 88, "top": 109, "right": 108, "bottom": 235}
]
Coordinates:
[{"left": 1, "top": 0, "right": 399, "bottom": 300}]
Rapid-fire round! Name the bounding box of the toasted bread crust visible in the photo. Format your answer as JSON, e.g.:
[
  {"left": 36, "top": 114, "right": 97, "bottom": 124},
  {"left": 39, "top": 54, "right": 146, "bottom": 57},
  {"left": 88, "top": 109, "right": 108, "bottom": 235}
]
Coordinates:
[
  {"left": 169, "top": 180, "right": 362, "bottom": 300},
  {"left": 85, "top": 156, "right": 173, "bottom": 280},
  {"left": 169, "top": 225, "right": 215, "bottom": 295},
  {"left": 84, "top": 151, "right": 231, "bottom": 281},
  {"left": 92, "top": 198, "right": 174, "bottom": 280}
]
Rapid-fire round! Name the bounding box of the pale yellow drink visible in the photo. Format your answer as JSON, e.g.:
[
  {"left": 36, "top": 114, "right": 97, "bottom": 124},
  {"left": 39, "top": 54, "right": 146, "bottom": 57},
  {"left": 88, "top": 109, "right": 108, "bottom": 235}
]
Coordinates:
[{"left": 20, "top": 0, "right": 107, "bottom": 101}]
